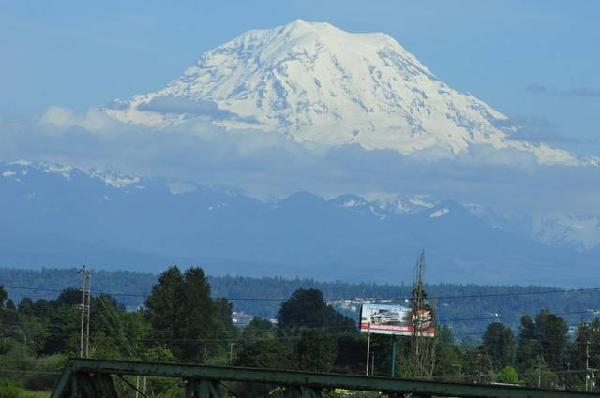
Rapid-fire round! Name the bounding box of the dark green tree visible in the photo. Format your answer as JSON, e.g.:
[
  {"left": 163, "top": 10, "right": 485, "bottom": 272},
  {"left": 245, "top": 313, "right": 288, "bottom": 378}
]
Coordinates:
[
  {"left": 433, "top": 326, "right": 464, "bottom": 380},
  {"left": 333, "top": 334, "right": 367, "bottom": 374},
  {"left": 0, "top": 285, "right": 7, "bottom": 307},
  {"left": 39, "top": 289, "right": 81, "bottom": 356},
  {"left": 236, "top": 317, "right": 294, "bottom": 370},
  {"left": 277, "top": 288, "right": 355, "bottom": 332},
  {"left": 56, "top": 288, "right": 84, "bottom": 306},
  {"left": 516, "top": 310, "right": 568, "bottom": 386},
  {"left": 482, "top": 322, "right": 516, "bottom": 370},
  {"left": 242, "top": 317, "right": 276, "bottom": 339},
  {"left": 569, "top": 318, "right": 600, "bottom": 390},
  {"left": 145, "top": 266, "right": 231, "bottom": 361},
  {"left": 535, "top": 310, "right": 568, "bottom": 370},
  {"left": 235, "top": 337, "right": 290, "bottom": 368},
  {"left": 517, "top": 315, "right": 541, "bottom": 371},
  {"left": 294, "top": 329, "right": 337, "bottom": 372},
  {"left": 464, "top": 345, "right": 494, "bottom": 383}
]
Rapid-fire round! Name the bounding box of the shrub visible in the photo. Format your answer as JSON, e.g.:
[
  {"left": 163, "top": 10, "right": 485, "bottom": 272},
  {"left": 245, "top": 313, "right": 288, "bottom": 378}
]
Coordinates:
[{"left": 0, "top": 379, "right": 22, "bottom": 398}]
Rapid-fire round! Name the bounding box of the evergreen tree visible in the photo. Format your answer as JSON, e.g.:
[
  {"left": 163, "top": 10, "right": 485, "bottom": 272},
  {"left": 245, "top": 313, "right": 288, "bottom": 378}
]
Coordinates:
[
  {"left": 464, "top": 345, "right": 493, "bottom": 383},
  {"left": 535, "top": 310, "right": 568, "bottom": 370},
  {"left": 517, "top": 315, "right": 541, "bottom": 371},
  {"left": 482, "top": 322, "right": 516, "bottom": 370},
  {"left": 145, "top": 266, "right": 231, "bottom": 361},
  {"left": 433, "top": 326, "right": 463, "bottom": 379},
  {"left": 277, "top": 288, "right": 355, "bottom": 332}
]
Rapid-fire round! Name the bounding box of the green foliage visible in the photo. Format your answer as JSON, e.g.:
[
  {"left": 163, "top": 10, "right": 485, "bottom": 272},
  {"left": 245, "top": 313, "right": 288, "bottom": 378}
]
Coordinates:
[
  {"left": 277, "top": 288, "right": 355, "bottom": 332},
  {"left": 4, "top": 269, "right": 600, "bottom": 340},
  {"left": 2, "top": 275, "right": 600, "bottom": 392},
  {"left": 144, "top": 266, "right": 234, "bottom": 361},
  {"left": 235, "top": 336, "right": 291, "bottom": 369},
  {"left": 517, "top": 310, "right": 568, "bottom": 374},
  {"left": 0, "top": 379, "right": 22, "bottom": 398},
  {"left": 21, "top": 354, "right": 66, "bottom": 391},
  {"left": 142, "top": 345, "right": 177, "bottom": 362},
  {"left": 294, "top": 330, "right": 337, "bottom": 372},
  {"left": 482, "top": 322, "right": 515, "bottom": 370},
  {"left": 0, "top": 347, "right": 65, "bottom": 392},
  {"left": 243, "top": 317, "right": 276, "bottom": 338},
  {"left": 433, "top": 326, "right": 463, "bottom": 379},
  {"left": 497, "top": 366, "right": 519, "bottom": 384},
  {"left": 333, "top": 334, "right": 367, "bottom": 374},
  {"left": 535, "top": 310, "right": 568, "bottom": 370},
  {"left": 464, "top": 345, "right": 494, "bottom": 383},
  {"left": 521, "top": 356, "right": 558, "bottom": 389}
]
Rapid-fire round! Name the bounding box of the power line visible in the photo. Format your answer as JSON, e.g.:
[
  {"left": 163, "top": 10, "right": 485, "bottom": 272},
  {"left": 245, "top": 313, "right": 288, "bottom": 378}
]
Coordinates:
[{"left": 3, "top": 284, "right": 600, "bottom": 303}]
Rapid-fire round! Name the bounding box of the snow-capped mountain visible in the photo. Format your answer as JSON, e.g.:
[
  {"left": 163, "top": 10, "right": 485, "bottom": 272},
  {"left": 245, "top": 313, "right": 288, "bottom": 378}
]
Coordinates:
[
  {"left": 102, "top": 20, "right": 578, "bottom": 165},
  {"left": 1, "top": 160, "right": 145, "bottom": 189},
  {"left": 2, "top": 160, "right": 599, "bottom": 285},
  {"left": 466, "top": 204, "right": 600, "bottom": 251},
  {"left": 329, "top": 193, "right": 435, "bottom": 218}
]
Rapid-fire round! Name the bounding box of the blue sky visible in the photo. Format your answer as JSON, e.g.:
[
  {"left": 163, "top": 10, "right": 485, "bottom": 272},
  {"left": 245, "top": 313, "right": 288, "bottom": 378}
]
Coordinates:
[{"left": 1, "top": 0, "right": 599, "bottom": 155}]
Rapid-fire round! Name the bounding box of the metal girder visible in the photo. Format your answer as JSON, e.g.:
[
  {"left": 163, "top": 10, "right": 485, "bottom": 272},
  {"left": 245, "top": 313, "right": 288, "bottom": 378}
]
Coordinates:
[
  {"left": 52, "top": 363, "right": 74, "bottom": 398},
  {"left": 53, "top": 359, "right": 600, "bottom": 398},
  {"left": 51, "top": 365, "right": 118, "bottom": 398},
  {"left": 284, "top": 386, "right": 324, "bottom": 398},
  {"left": 186, "top": 379, "right": 222, "bottom": 398},
  {"left": 75, "top": 373, "right": 118, "bottom": 398}
]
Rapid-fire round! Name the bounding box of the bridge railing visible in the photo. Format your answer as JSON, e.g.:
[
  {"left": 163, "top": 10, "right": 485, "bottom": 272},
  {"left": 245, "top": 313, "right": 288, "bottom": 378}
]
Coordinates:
[{"left": 51, "top": 359, "right": 599, "bottom": 398}]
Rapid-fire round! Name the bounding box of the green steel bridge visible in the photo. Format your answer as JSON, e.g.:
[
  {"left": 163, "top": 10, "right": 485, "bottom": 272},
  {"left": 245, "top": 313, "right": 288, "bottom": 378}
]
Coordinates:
[{"left": 51, "top": 359, "right": 599, "bottom": 398}]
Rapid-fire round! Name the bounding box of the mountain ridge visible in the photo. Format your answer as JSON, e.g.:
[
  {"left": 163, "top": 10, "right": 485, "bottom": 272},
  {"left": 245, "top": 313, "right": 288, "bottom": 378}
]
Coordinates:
[{"left": 2, "top": 160, "right": 599, "bottom": 286}]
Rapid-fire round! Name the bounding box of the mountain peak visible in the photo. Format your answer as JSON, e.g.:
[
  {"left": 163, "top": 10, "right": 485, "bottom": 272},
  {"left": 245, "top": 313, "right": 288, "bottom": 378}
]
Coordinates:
[
  {"left": 281, "top": 19, "right": 337, "bottom": 33},
  {"left": 102, "top": 20, "right": 580, "bottom": 166}
]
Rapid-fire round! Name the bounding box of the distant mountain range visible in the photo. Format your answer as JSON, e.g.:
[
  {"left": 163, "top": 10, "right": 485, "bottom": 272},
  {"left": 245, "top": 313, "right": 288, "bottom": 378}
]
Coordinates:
[{"left": 1, "top": 160, "right": 599, "bottom": 286}]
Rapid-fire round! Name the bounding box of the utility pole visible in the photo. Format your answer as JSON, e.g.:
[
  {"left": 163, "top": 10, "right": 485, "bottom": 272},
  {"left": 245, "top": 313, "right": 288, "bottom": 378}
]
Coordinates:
[
  {"left": 86, "top": 273, "right": 91, "bottom": 358},
  {"left": 79, "top": 265, "right": 91, "bottom": 358},
  {"left": 229, "top": 342, "right": 236, "bottom": 365},
  {"left": 537, "top": 355, "right": 542, "bottom": 389},
  {"left": 390, "top": 336, "right": 397, "bottom": 377},
  {"left": 586, "top": 340, "right": 591, "bottom": 392},
  {"left": 371, "top": 351, "right": 375, "bottom": 376}
]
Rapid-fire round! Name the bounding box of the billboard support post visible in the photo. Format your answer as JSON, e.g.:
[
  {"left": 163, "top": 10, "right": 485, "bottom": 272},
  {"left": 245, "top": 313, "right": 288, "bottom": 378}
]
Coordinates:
[
  {"left": 365, "top": 323, "right": 371, "bottom": 376},
  {"left": 390, "top": 336, "right": 397, "bottom": 377}
]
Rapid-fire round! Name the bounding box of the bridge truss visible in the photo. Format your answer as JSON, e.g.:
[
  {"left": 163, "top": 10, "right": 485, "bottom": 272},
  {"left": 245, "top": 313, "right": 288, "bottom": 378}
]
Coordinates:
[{"left": 52, "top": 359, "right": 598, "bottom": 398}]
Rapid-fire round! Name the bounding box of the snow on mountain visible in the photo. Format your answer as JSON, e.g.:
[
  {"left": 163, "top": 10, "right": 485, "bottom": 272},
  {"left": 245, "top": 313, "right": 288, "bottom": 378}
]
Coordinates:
[
  {"left": 529, "top": 215, "right": 600, "bottom": 251},
  {"left": 102, "top": 19, "right": 579, "bottom": 165},
  {"left": 4, "top": 159, "right": 598, "bottom": 253},
  {"left": 329, "top": 194, "right": 389, "bottom": 218},
  {"left": 329, "top": 193, "right": 438, "bottom": 218},
  {"left": 88, "top": 170, "right": 144, "bottom": 189},
  {"left": 0, "top": 160, "right": 144, "bottom": 190},
  {"left": 466, "top": 204, "right": 600, "bottom": 251},
  {"left": 372, "top": 194, "right": 436, "bottom": 215},
  {"left": 2, "top": 160, "right": 600, "bottom": 284},
  {"left": 429, "top": 208, "right": 450, "bottom": 218}
]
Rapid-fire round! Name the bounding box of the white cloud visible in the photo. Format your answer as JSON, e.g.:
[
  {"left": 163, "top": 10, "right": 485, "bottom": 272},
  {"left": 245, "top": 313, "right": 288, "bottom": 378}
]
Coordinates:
[
  {"left": 39, "top": 106, "right": 119, "bottom": 134},
  {"left": 1, "top": 106, "right": 600, "bottom": 216}
]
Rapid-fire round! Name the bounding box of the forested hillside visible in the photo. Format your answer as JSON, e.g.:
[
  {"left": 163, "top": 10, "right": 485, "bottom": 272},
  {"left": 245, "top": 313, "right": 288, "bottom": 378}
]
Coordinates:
[
  {"left": 1, "top": 267, "right": 599, "bottom": 394},
  {"left": 1, "top": 268, "right": 598, "bottom": 338}
]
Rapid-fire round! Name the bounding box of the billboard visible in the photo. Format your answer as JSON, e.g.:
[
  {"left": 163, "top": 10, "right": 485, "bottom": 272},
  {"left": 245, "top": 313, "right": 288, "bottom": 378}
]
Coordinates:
[{"left": 359, "top": 303, "right": 435, "bottom": 337}]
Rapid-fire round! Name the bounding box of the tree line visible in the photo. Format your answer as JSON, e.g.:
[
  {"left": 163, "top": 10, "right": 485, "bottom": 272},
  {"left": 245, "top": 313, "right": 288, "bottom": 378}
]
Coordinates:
[
  {"left": 0, "top": 266, "right": 599, "bottom": 396},
  {"left": 2, "top": 267, "right": 599, "bottom": 338}
]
